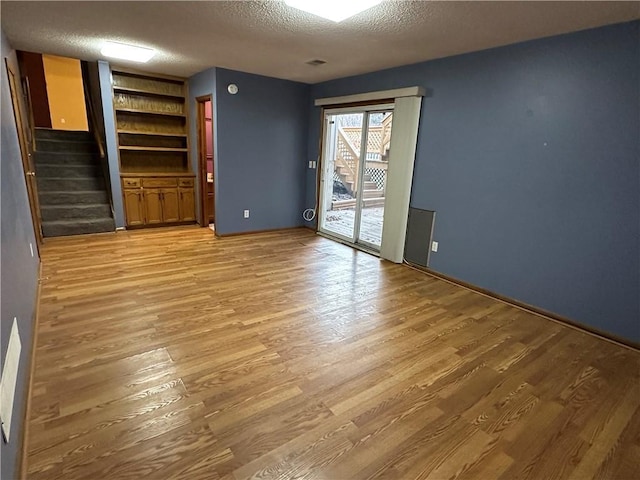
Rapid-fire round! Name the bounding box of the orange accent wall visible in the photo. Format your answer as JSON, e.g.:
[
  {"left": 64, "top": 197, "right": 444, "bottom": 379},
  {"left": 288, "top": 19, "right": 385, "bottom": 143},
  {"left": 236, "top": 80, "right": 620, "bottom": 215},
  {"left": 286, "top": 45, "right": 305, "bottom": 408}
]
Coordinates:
[{"left": 42, "top": 54, "right": 88, "bottom": 131}]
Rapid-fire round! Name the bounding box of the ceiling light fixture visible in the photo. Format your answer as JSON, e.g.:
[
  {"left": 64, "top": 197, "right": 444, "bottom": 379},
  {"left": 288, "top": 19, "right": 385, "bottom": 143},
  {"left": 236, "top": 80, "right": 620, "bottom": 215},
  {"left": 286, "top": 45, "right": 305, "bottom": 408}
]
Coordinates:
[
  {"left": 101, "top": 41, "right": 155, "bottom": 63},
  {"left": 285, "top": 0, "right": 382, "bottom": 22}
]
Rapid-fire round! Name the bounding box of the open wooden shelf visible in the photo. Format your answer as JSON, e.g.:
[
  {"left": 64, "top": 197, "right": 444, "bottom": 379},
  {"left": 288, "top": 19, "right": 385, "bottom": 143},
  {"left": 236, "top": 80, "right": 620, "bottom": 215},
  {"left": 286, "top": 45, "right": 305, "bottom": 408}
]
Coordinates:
[
  {"left": 117, "top": 130, "right": 187, "bottom": 138},
  {"left": 113, "top": 86, "right": 185, "bottom": 99},
  {"left": 119, "top": 172, "right": 194, "bottom": 178},
  {"left": 119, "top": 146, "right": 188, "bottom": 153},
  {"left": 115, "top": 107, "right": 185, "bottom": 117}
]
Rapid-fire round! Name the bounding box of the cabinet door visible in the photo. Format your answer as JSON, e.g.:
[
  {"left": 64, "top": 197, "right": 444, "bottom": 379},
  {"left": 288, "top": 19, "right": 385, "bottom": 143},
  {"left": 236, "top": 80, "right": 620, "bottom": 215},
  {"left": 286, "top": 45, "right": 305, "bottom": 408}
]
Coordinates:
[
  {"left": 123, "top": 189, "right": 144, "bottom": 226},
  {"left": 179, "top": 187, "right": 196, "bottom": 222},
  {"left": 161, "top": 188, "right": 180, "bottom": 223},
  {"left": 144, "top": 189, "right": 163, "bottom": 224}
]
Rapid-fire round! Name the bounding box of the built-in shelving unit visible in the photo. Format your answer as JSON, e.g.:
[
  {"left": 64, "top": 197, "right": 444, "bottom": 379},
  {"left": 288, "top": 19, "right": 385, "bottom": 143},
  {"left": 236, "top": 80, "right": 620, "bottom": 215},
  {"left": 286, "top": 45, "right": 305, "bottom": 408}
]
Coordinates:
[{"left": 111, "top": 67, "right": 195, "bottom": 227}]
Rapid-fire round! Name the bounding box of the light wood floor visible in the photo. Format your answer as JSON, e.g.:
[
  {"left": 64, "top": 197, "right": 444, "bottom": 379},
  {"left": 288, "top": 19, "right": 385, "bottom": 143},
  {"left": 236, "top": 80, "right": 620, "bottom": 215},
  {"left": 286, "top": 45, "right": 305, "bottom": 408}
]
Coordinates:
[{"left": 26, "top": 226, "right": 640, "bottom": 480}]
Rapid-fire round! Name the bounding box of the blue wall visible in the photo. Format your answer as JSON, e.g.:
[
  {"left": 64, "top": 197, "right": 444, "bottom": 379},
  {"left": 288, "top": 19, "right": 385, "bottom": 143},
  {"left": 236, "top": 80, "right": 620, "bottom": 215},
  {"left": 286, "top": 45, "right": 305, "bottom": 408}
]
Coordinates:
[
  {"left": 98, "top": 60, "right": 125, "bottom": 228},
  {"left": 188, "top": 67, "right": 216, "bottom": 223},
  {"left": 1, "top": 30, "right": 41, "bottom": 480},
  {"left": 307, "top": 21, "right": 640, "bottom": 343},
  {"left": 214, "top": 68, "right": 310, "bottom": 234}
]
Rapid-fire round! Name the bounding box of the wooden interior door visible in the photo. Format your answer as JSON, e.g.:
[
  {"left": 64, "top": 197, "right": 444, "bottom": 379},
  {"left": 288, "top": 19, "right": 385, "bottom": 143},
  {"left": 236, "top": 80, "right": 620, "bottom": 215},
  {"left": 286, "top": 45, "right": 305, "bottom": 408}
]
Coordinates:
[
  {"left": 5, "top": 59, "right": 43, "bottom": 249},
  {"left": 197, "top": 95, "right": 214, "bottom": 226}
]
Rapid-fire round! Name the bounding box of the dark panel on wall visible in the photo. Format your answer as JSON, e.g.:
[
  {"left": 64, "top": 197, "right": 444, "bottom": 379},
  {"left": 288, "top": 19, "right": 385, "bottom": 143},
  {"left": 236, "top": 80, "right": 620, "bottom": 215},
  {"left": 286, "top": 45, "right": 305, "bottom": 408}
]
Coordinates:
[
  {"left": 1, "top": 31, "right": 41, "bottom": 480},
  {"left": 17, "top": 50, "right": 51, "bottom": 128},
  {"left": 307, "top": 21, "right": 640, "bottom": 342},
  {"left": 215, "top": 68, "right": 310, "bottom": 235}
]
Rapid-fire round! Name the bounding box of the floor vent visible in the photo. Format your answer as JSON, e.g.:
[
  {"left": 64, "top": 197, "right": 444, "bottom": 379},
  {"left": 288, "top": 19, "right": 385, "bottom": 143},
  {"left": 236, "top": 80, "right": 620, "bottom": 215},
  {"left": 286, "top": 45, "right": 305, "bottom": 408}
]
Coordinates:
[{"left": 404, "top": 207, "right": 436, "bottom": 267}]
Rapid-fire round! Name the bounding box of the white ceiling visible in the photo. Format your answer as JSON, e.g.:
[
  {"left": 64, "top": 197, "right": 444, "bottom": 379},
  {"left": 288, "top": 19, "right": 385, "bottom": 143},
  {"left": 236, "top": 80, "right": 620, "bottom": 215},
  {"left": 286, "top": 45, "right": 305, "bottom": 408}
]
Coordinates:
[{"left": 2, "top": 1, "right": 639, "bottom": 84}]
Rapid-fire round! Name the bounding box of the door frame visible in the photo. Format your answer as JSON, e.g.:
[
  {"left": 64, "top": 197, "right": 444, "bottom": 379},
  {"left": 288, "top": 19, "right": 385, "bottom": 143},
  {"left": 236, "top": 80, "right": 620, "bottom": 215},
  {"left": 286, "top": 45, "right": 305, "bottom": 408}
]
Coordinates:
[
  {"left": 5, "top": 59, "right": 43, "bottom": 250},
  {"left": 318, "top": 103, "right": 394, "bottom": 252},
  {"left": 196, "top": 95, "right": 215, "bottom": 227}
]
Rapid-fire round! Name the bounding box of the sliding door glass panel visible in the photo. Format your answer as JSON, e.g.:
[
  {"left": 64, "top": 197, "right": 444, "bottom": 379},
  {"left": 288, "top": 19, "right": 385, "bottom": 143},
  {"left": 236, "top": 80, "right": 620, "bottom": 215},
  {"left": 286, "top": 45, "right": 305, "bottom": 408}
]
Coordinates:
[
  {"left": 319, "top": 113, "right": 364, "bottom": 242},
  {"left": 356, "top": 111, "right": 392, "bottom": 248}
]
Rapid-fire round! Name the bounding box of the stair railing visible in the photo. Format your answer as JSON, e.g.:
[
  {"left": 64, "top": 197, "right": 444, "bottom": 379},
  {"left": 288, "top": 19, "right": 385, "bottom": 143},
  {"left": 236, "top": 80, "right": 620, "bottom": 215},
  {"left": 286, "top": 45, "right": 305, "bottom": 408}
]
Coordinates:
[
  {"left": 81, "top": 62, "right": 114, "bottom": 220},
  {"left": 336, "top": 126, "right": 360, "bottom": 193},
  {"left": 83, "top": 80, "right": 106, "bottom": 159},
  {"left": 381, "top": 114, "right": 392, "bottom": 156}
]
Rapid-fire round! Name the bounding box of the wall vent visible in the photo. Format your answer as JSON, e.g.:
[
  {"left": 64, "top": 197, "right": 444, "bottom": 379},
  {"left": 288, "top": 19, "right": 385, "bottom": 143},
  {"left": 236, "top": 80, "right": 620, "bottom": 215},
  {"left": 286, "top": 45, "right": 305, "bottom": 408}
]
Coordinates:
[{"left": 306, "top": 59, "right": 327, "bottom": 66}]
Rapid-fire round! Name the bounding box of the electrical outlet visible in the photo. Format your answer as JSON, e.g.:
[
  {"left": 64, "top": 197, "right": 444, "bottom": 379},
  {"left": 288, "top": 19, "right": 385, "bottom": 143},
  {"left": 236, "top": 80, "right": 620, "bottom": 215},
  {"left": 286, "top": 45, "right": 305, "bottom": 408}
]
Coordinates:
[
  {"left": 29, "top": 243, "right": 34, "bottom": 258},
  {"left": 308, "top": 161, "right": 313, "bottom": 168},
  {"left": 243, "top": 210, "right": 250, "bottom": 219},
  {"left": 431, "top": 241, "right": 438, "bottom": 252},
  {"left": 312, "top": 161, "right": 317, "bottom": 168}
]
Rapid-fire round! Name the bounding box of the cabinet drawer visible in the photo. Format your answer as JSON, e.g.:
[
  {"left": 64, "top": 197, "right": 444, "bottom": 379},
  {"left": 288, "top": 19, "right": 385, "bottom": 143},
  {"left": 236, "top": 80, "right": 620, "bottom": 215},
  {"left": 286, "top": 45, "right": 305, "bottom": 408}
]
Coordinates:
[
  {"left": 178, "top": 177, "right": 194, "bottom": 187},
  {"left": 142, "top": 178, "right": 177, "bottom": 188},
  {"left": 122, "top": 178, "right": 141, "bottom": 188}
]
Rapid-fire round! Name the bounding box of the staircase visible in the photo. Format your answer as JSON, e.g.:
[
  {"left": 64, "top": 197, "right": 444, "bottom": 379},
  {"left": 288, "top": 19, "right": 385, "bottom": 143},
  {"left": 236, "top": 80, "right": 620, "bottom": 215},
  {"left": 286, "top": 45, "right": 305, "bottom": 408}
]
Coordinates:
[
  {"left": 332, "top": 126, "right": 386, "bottom": 210},
  {"left": 34, "top": 129, "right": 115, "bottom": 237}
]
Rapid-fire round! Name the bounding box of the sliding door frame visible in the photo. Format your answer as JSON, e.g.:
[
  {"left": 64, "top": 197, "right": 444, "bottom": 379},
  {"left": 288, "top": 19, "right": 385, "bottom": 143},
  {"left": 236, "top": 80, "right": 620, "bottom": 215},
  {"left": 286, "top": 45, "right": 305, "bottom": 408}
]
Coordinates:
[
  {"left": 315, "top": 87, "right": 425, "bottom": 262},
  {"left": 318, "top": 103, "right": 394, "bottom": 251}
]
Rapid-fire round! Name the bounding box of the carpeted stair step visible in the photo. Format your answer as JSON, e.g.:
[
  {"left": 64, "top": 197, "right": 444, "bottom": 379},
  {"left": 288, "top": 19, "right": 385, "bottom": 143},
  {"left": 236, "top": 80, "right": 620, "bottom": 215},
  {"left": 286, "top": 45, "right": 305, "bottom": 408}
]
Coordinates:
[
  {"left": 36, "top": 138, "right": 97, "bottom": 154},
  {"left": 41, "top": 218, "right": 115, "bottom": 237},
  {"left": 36, "top": 164, "right": 102, "bottom": 178},
  {"left": 34, "top": 151, "right": 98, "bottom": 166},
  {"left": 38, "top": 177, "right": 105, "bottom": 192},
  {"left": 38, "top": 190, "right": 109, "bottom": 206},
  {"left": 40, "top": 203, "right": 112, "bottom": 222},
  {"left": 34, "top": 128, "right": 92, "bottom": 142}
]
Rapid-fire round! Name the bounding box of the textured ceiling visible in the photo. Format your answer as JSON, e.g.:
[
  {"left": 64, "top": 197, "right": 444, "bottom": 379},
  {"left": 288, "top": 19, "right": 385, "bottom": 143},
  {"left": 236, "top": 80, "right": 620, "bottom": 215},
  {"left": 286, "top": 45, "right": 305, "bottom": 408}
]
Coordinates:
[{"left": 2, "top": 1, "right": 639, "bottom": 84}]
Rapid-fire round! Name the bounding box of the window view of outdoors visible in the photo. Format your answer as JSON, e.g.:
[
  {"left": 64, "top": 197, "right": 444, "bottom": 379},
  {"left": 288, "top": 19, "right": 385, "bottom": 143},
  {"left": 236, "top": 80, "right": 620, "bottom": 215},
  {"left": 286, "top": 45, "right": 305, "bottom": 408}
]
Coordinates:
[{"left": 322, "top": 111, "right": 392, "bottom": 248}]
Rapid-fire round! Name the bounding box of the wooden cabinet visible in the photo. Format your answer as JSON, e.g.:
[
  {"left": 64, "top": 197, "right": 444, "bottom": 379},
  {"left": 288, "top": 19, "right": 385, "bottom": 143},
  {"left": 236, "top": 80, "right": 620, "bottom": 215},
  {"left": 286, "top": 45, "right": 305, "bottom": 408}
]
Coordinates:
[
  {"left": 143, "top": 189, "right": 163, "bottom": 224},
  {"left": 123, "top": 189, "right": 144, "bottom": 226},
  {"left": 179, "top": 188, "right": 195, "bottom": 222},
  {"left": 112, "top": 68, "right": 194, "bottom": 229},
  {"left": 122, "top": 175, "right": 195, "bottom": 227},
  {"left": 161, "top": 189, "right": 180, "bottom": 223}
]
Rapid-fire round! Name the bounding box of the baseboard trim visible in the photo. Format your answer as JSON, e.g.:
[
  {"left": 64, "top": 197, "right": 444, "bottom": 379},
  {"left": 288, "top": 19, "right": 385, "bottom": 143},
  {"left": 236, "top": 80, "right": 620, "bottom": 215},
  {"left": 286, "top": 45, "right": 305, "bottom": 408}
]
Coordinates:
[
  {"left": 404, "top": 261, "right": 639, "bottom": 352},
  {"left": 216, "top": 226, "right": 307, "bottom": 238},
  {"left": 19, "top": 261, "right": 43, "bottom": 479}
]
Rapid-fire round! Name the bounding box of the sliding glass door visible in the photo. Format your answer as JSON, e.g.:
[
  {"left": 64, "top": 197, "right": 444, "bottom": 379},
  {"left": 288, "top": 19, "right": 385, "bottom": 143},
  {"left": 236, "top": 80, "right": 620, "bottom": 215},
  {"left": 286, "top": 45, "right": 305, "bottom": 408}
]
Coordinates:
[{"left": 318, "top": 106, "right": 393, "bottom": 251}]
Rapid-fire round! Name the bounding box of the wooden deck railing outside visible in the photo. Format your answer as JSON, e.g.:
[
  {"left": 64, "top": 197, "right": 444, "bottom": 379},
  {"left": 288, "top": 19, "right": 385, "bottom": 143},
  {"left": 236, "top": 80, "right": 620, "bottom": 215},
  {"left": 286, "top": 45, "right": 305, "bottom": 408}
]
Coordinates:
[{"left": 335, "top": 121, "right": 392, "bottom": 195}]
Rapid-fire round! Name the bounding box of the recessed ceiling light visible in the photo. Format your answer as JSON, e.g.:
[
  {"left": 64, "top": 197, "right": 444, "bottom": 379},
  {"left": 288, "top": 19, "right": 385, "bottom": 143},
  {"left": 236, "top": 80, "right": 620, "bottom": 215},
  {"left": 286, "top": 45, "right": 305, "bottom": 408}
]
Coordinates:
[
  {"left": 285, "top": 0, "right": 382, "bottom": 22},
  {"left": 101, "top": 41, "right": 155, "bottom": 63}
]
